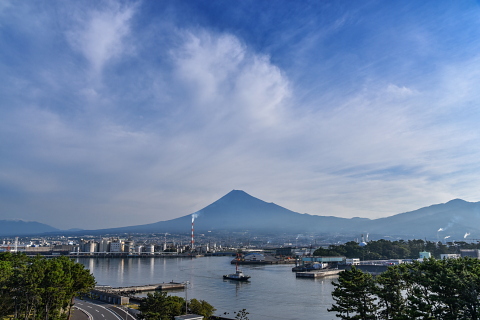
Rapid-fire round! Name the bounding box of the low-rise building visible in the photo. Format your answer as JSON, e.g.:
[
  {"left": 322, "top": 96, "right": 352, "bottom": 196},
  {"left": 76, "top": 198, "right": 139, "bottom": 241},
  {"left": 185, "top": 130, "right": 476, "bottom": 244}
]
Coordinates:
[
  {"left": 346, "top": 258, "right": 360, "bottom": 265},
  {"left": 419, "top": 251, "right": 431, "bottom": 259},
  {"left": 460, "top": 249, "right": 480, "bottom": 258},
  {"left": 243, "top": 252, "right": 265, "bottom": 262},
  {"left": 303, "top": 256, "right": 345, "bottom": 263},
  {"left": 441, "top": 254, "right": 461, "bottom": 259}
]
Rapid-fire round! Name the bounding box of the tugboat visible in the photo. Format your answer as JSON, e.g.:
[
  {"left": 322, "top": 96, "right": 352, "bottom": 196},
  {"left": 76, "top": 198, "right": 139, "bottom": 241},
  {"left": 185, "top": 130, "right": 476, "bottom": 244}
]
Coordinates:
[
  {"left": 224, "top": 254, "right": 250, "bottom": 281},
  {"left": 223, "top": 264, "right": 251, "bottom": 281}
]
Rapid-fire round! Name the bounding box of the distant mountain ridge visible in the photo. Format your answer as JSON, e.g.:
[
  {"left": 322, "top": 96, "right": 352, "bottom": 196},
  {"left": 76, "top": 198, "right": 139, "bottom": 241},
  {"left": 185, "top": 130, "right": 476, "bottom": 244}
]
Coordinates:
[
  {"left": 84, "top": 190, "right": 362, "bottom": 235},
  {"left": 0, "top": 220, "right": 59, "bottom": 236},
  {"left": 3, "top": 191, "right": 480, "bottom": 240},
  {"left": 366, "top": 198, "right": 480, "bottom": 239},
  {"left": 65, "top": 190, "right": 480, "bottom": 240}
]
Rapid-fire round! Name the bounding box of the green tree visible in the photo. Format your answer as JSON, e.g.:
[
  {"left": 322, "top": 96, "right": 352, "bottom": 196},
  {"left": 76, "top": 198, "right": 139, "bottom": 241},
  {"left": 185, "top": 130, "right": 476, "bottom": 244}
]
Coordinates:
[
  {"left": 452, "top": 257, "right": 480, "bottom": 320},
  {"left": 66, "top": 258, "right": 97, "bottom": 319},
  {"left": 0, "top": 252, "right": 95, "bottom": 320},
  {"left": 329, "top": 257, "right": 480, "bottom": 320},
  {"left": 313, "top": 239, "right": 480, "bottom": 260},
  {"left": 403, "top": 259, "right": 452, "bottom": 319},
  {"left": 403, "top": 257, "right": 480, "bottom": 320},
  {"left": 329, "top": 266, "right": 378, "bottom": 320},
  {"left": 139, "top": 291, "right": 185, "bottom": 320},
  {"left": 344, "top": 241, "right": 364, "bottom": 258},
  {"left": 0, "top": 259, "right": 14, "bottom": 318},
  {"left": 188, "top": 298, "right": 216, "bottom": 319},
  {"left": 375, "top": 265, "right": 408, "bottom": 320}
]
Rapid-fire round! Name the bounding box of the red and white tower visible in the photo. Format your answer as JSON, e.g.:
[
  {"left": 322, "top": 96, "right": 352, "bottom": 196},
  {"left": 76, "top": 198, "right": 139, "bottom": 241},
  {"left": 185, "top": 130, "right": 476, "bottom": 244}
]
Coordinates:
[{"left": 191, "top": 219, "right": 195, "bottom": 250}]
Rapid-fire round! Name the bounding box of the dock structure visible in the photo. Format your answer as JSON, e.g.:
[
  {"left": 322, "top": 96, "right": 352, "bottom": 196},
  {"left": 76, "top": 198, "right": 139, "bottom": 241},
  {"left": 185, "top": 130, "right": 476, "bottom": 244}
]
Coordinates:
[
  {"left": 296, "top": 269, "right": 342, "bottom": 278},
  {"left": 90, "top": 282, "right": 185, "bottom": 305},
  {"left": 106, "top": 282, "right": 185, "bottom": 293}
]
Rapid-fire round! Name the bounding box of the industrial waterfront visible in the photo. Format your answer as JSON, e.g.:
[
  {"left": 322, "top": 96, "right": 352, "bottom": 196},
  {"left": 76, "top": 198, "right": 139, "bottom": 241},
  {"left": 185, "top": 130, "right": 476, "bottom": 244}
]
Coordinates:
[{"left": 75, "top": 255, "right": 337, "bottom": 320}]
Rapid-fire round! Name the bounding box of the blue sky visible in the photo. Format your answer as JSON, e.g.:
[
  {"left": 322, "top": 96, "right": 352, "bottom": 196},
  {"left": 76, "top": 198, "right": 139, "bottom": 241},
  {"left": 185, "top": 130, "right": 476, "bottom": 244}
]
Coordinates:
[{"left": 1, "top": 1, "right": 480, "bottom": 229}]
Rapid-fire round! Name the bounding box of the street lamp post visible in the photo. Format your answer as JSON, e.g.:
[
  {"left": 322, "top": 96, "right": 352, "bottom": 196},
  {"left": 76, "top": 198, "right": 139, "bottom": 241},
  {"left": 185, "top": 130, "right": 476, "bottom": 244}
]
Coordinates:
[{"left": 184, "top": 281, "right": 189, "bottom": 315}]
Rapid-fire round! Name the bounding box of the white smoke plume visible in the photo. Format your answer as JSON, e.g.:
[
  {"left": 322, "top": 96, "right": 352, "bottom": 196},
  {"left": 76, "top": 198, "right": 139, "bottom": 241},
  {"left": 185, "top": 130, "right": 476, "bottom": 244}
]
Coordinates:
[
  {"left": 191, "top": 211, "right": 201, "bottom": 223},
  {"left": 439, "top": 216, "right": 461, "bottom": 232}
]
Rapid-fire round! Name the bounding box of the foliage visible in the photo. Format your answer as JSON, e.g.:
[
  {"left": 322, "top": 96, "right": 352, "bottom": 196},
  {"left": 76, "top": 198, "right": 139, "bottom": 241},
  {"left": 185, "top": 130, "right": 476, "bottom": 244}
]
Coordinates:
[
  {"left": 0, "top": 252, "right": 95, "bottom": 320},
  {"left": 374, "top": 265, "right": 407, "bottom": 320},
  {"left": 329, "top": 257, "right": 480, "bottom": 320},
  {"left": 314, "top": 239, "right": 478, "bottom": 260},
  {"left": 329, "top": 266, "right": 378, "bottom": 320},
  {"left": 139, "top": 292, "right": 184, "bottom": 320},
  {"left": 139, "top": 292, "right": 216, "bottom": 320},
  {"left": 188, "top": 298, "right": 216, "bottom": 319},
  {"left": 234, "top": 309, "right": 249, "bottom": 320},
  {"left": 0, "top": 259, "right": 14, "bottom": 318}
]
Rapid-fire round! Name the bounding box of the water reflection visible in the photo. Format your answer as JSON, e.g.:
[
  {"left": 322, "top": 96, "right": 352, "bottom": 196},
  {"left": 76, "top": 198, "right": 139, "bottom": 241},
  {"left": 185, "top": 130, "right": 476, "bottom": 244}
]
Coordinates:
[{"left": 75, "top": 256, "right": 336, "bottom": 320}]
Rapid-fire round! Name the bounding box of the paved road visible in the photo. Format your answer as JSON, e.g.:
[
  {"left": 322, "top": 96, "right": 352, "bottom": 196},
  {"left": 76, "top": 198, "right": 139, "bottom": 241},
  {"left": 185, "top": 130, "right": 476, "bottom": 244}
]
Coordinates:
[{"left": 72, "top": 299, "right": 137, "bottom": 320}]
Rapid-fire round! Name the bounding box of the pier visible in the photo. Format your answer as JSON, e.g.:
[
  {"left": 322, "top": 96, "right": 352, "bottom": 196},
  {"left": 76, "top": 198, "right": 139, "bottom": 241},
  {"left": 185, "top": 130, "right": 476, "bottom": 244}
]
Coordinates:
[
  {"left": 107, "top": 282, "right": 185, "bottom": 293},
  {"left": 90, "top": 282, "right": 185, "bottom": 305}
]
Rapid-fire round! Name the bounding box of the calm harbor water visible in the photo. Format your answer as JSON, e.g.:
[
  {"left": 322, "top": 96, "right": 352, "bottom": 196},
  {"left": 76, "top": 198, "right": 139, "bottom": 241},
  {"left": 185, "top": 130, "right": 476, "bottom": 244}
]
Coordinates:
[{"left": 75, "top": 256, "right": 337, "bottom": 320}]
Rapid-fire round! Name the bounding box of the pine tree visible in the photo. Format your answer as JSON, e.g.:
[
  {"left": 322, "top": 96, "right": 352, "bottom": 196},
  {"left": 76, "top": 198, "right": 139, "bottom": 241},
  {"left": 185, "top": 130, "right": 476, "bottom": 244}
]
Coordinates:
[
  {"left": 329, "top": 266, "right": 378, "bottom": 320},
  {"left": 375, "top": 265, "right": 408, "bottom": 320},
  {"left": 139, "top": 291, "right": 184, "bottom": 320},
  {"left": 0, "top": 252, "right": 95, "bottom": 320},
  {"left": 188, "top": 298, "right": 216, "bottom": 319}
]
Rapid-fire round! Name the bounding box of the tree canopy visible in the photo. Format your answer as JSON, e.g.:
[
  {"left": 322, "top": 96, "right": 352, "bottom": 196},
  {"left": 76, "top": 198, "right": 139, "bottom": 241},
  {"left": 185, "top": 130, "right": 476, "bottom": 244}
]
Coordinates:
[
  {"left": 0, "top": 252, "right": 95, "bottom": 320},
  {"left": 330, "top": 257, "right": 480, "bottom": 320},
  {"left": 188, "top": 298, "right": 216, "bottom": 319},
  {"left": 329, "top": 266, "right": 378, "bottom": 320},
  {"left": 314, "top": 239, "right": 478, "bottom": 260},
  {"left": 139, "top": 291, "right": 216, "bottom": 320}
]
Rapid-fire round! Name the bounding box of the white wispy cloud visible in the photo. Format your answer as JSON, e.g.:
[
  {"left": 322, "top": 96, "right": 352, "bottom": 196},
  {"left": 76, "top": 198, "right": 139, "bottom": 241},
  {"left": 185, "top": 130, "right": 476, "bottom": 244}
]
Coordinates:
[
  {"left": 172, "top": 31, "right": 290, "bottom": 127},
  {"left": 66, "top": 2, "right": 136, "bottom": 76}
]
